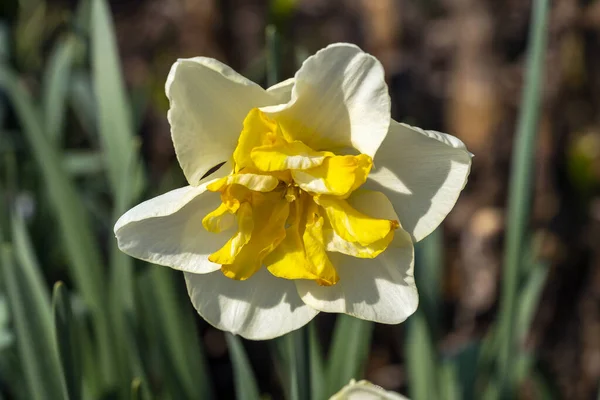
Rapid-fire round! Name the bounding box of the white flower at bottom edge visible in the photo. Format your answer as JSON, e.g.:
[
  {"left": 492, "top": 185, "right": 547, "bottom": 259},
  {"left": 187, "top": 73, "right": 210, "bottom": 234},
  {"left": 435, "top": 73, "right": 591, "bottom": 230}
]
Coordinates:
[
  {"left": 114, "top": 43, "right": 472, "bottom": 340},
  {"left": 330, "top": 379, "right": 409, "bottom": 400}
]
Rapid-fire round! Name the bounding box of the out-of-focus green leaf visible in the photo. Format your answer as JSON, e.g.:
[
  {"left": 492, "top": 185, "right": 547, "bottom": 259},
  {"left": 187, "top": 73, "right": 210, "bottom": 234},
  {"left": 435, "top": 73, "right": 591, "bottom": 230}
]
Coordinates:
[
  {"left": 14, "top": 1, "right": 46, "bottom": 69},
  {"left": 69, "top": 72, "right": 98, "bottom": 139},
  {"left": 326, "top": 315, "right": 374, "bottom": 397},
  {"left": 309, "top": 323, "right": 325, "bottom": 400},
  {"left": 52, "top": 282, "right": 81, "bottom": 400},
  {"left": 226, "top": 333, "right": 261, "bottom": 400},
  {"left": 0, "top": 295, "right": 13, "bottom": 350},
  {"left": 148, "top": 267, "right": 213, "bottom": 399},
  {"left": 406, "top": 312, "right": 437, "bottom": 400},
  {"left": 439, "top": 361, "right": 460, "bottom": 400},
  {"left": 415, "top": 227, "right": 443, "bottom": 336},
  {"left": 91, "top": 1, "right": 149, "bottom": 391},
  {"left": 63, "top": 151, "right": 105, "bottom": 177},
  {"left": 0, "top": 22, "right": 9, "bottom": 61},
  {"left": 279, "top": 328, "right": 310, "bottom": 400},
  {"left": 452, "top": 342, "right": 480, "bottom": 400},
  {"left": 130, "top": 378, "right": 150, "bottom": 400},
  {"left": 0, "top": 215, "right": 67, "bottom": 400},
  {"left": 74, "top": 0, "right": 92, "bottom": 35},
  {"left": 0, "top": 65, "right": 116, "bottom": 388},
  {"left": 91, "top": 0, "right": 143, "bottom": 211},
  {"left": 43, "top": 34, "right": 77, "bottom": 143},
  {"left": 266, "top": 25, "right": 281, "bottom": 87},
  {"left": 496, "top": 0, "right": 549, "bottom": 396},
  {"left": 516, "top": 261, "right": 548, "bottom": 344}
]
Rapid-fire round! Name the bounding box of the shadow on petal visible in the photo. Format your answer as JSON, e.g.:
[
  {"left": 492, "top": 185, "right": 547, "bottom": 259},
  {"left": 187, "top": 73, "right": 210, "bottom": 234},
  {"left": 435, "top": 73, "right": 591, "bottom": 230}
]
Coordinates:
[
  {"left": 185, "top": 268, "right": 319, "bottom": 340},
  {"left": 366, "top": 121, "right": 472, "bottom": 242}
]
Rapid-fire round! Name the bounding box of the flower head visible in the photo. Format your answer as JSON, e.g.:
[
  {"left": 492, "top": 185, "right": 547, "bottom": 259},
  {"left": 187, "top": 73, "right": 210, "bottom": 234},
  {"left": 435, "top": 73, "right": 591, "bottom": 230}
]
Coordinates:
[
  {"left": 114, "top": 43, "right": 472, "bottom": 340},
  {"left": 330, "top": 380, "right": 409, "bottom": 400}
]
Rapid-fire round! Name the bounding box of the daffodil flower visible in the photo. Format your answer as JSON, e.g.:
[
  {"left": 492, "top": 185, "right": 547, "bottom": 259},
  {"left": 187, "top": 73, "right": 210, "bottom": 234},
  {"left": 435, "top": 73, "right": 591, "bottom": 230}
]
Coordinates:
[
  {"left": 330, "top": 380, "right": 409, "bottom": 400},
  {"left": 114, "top": 43, "right": 471, "bottom": 340}
]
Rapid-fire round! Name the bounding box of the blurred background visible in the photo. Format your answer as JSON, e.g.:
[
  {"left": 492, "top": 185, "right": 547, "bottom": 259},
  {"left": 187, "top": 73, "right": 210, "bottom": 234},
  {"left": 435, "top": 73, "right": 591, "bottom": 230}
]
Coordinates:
[{"left": 1, "top": 0, "right": 600, "bottom": 399}]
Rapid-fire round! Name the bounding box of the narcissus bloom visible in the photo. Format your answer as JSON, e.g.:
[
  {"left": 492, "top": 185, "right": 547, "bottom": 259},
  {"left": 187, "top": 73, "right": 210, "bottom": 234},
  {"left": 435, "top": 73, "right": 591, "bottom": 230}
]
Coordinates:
[
  {"left": 330, "top": 380, "right": 409, "bottom": 400},
  {"left": 114, "top": 43, "right": 471, "bottom": 340}
]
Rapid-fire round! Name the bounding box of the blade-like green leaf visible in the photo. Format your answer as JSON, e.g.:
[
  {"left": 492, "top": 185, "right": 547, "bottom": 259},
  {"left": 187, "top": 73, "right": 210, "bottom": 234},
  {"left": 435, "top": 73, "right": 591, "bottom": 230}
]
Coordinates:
[
  {"left": 415, "top": 228, "right": 443, "bottom": 335},
  {"left": 0, "top": 294, "right": 13, "bottom": 351},
  {"left": 451, "top": 342, "right": 480, "bottom": 400},
  {"left": 148, "top": 267, "right": 213, "bottom": 399},
  {"left": 91, "top": 2, "right": 146, "bottom": 388},
  {"left": 53, "top": 282, "right": 81, "bottom": 400},
  {"left": 326, "top": 315, "right": 374, "bottom": 397},
  {"left": 439, "top": 361, "right": 460, "bottom": 400},
  {"left": 0, "top": 65, "right": 116, "bottom": 388},
  {"left": 226, "top": 333, "right": 261, "bottom": 400},
  {"left": 130, "top": 378, "right": 150, "bottom": 400},
  {"left": 309, "top": 323, "right": 325, "bottom": 400},
  {"left": 497, "top": 0, "right": 549, "bottom": 396},
  {"left": 0, "top": 215, "right": 67, "bottom": 400},
  {"left": 516, "top": 261, "right": 548, "bottom": 344},
  {"left": 63, "top": 151, "right": 105, "bottom": 177},
  {"left": 42, "top": 34, "right": 77, "bottom": 143},
  {"left": 69, "top": 72, "right": 98, "bottom": 140},
  {"left": 91, "top": 0, "right": 143, "bottom": 211},
  {"left": 406, "top": 312, "right": 438, "bottom": 400},
  {"left": 279, "top": 328, "right": 310, "bottom": 400}
]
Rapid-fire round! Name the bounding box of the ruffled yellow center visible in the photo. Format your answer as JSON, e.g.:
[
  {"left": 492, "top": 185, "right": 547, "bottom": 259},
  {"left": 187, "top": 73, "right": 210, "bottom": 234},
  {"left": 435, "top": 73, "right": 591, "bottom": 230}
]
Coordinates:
[{"left": 202, "top": 109, "right": 399, "bottom": 286}]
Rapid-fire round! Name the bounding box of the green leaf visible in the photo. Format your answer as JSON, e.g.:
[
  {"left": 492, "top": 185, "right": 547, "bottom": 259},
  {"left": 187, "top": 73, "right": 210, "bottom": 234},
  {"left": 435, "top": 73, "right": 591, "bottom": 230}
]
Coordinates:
[
  {"left": 279, "top": 328, "right": 310, "bottom": 400},
  {"left": 226, "top": 333, "right": 261, "bottom": 400},
  {"left": 63, "top": 151, "right": 105, "bottom": 177},
  {"left": 496, "top": 0, "right": 550, "bottom": 396},
  {"left": 309, "top": 323, "right": 325, "bottom": 400},
  {"left": 42, "top": 34, "right": 77, "bottom": 143},
  {"left": 69, "top": 72, "right": 98, "bottom": 140},
  {"left": 0, "top": 215, "right": 67, "bottom": 400},
  {"left": 0, "top": 65, "right": 116, "bottom": 389},
  {"left": 516, "top": 261, "right": 548, "bottom": 344},
  {"left": 0, "top": 294, "right": 13, "bottom": 351},
  {"left": 415, "top": 227, "right": 443, "bottom": 336},
  {"left": 130, "top": 378, "right": 150, "bottom": 400},
  {"left": 452, "top": 342, "right": 480, "bottom": 400},
  {"left": 406, "top": 312, "right": 438, "bottom": 400},
  {"left": 53, "top": 282, "right": 81, "bottom": 400},
  {"left": 439, "top": 361, "right": 460, "bottom": 400},
  {"left": 326, "top": 315, "right": 374, "bottom": 397},
  {"left": 91, "top": 0, "right": 143, "bottom": 211},
  {"left": 147, "top": 267, "right": 213, "bottom": 399}
]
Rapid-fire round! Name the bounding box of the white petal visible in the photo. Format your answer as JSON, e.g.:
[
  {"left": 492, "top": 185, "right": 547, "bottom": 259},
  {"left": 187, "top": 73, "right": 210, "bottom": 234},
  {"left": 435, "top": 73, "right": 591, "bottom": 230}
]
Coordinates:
[
  {"left": 296, "top": 190, "right": 417, "bottom": 324},
  {"left": 185, "top": 269, "right": 319, "bottom": 340},
  {"left": 296, "top": 242, "right": 416, "bottom": 324},
  {"left": 267, "top": 77, "right": 295, "bottom": 104},
  {"left": 262, "top": 43, "right": 390, "bottom": 157},
  {"left": 114, "top": 180, "right": 230, "bottom": 274},
  {"left": 367, "top": 121, "right": 472, "bottom": 242},
  {"left": 166, "top": 57, "right": 283, "bottom": 185},
  {"left": 330, "top": 380, "right": 410, "bottom": 400}
]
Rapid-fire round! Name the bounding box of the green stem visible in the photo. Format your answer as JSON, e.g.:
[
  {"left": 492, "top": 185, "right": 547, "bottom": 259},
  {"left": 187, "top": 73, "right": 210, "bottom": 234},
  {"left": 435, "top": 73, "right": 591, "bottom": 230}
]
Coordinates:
[{"left": 497, "top": 0, "right": 549, "bottom": 397}]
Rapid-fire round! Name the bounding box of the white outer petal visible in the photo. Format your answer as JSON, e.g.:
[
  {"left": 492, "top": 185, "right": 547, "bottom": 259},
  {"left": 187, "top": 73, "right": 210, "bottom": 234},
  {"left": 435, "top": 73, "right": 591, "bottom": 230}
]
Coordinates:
[
  {"left": 185, "top": 269, "right": 319, "bottom": 340},
  {"left": 296, "top": 241, "right": 416, "bottom": 324},
  {"left": 367, "top": 120, "right": 472, "bottom": 242},
  {"left": 114, "top": 177, "right": 230, "bottom": 274},
  {"left": 295, "top": 190, "right": 417, "bottom": 324},
  {"left": 166, "top": 57, "right": 285, "bottom": 185},
  {"left": 266, "top": 77, "right": 295, "bottom": 103},
  {"left": 330, "top": 380, "right": 410, "bottom": 400},
  {"left": 262, "top": 43, "right": 390, "bottom": 157}
]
